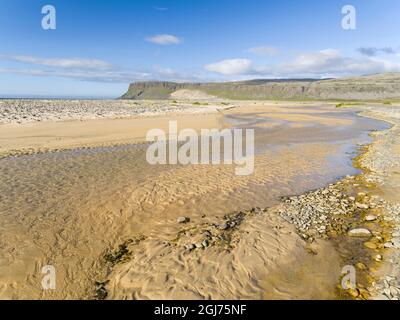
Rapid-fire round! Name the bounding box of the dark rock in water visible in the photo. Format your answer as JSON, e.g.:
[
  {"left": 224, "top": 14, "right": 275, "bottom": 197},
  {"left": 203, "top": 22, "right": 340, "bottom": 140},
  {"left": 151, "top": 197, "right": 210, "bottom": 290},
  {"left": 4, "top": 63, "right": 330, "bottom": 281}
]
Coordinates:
[
  {"left": 219, "top": 223, "right": 229, "bottom": 230},
  {"left": 177, "top": 216, "right": 190, "bottom": 223},
  {"left": 185, "top": 243, "right": 195, "bottom": 250}
]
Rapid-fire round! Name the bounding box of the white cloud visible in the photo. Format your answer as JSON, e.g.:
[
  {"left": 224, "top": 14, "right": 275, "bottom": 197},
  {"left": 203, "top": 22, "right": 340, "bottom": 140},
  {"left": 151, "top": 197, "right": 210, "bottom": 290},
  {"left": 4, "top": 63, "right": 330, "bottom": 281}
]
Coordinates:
[
  {"left": 9, "top": 55, "right": 115, "bottom": 70},
  {"left": 205, "top": 49, "right": 400, "bottom": 78},
  {"left": 281, "top": 49, "right": 344, "bottom": 74},
  {"left": 280, "top": 49, "right": 400, "bottom": 76},
  {"left": 145, "top": 34, "right": 181, "bottom": 45},
  {"left": 205, "top": 59, "right": 254, "bottom": 76},
  {"left": 246, "top": 46, "right": 279, "bottom": 56}
]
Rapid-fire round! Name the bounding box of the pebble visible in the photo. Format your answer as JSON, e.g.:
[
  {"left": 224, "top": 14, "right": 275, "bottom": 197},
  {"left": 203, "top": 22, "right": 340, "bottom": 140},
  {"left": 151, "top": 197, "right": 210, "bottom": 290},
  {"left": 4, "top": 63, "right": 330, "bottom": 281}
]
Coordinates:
[
  {"left": 356, "top": 202, "right": 369, "bottom": 209},
  {"left": 348, "top": 228, "right": 372, "bottom": 237},
  {"left": 219, "top": 223, "right": 229, "bottom": 230},
  {"left": 348, "top": 288, "right": 360, "bottom": 298},
  {"left": 365, "top": 215, "right": 377, "bottom": 221},
  {"left": 364, "top": 242, "right": 378, "bottom": 250},
  {"left": 177, "top": 216, "right": 190, "bottom": 223},
  {"left": 356, "top": 262, "right": 367, "bottom": 270},
  {"left": 185, "top": 244, "right": 195, "bottom": 250},
  {"left": 384, "top": 242, "right": 394, "bottom": 248},
  {"left": 203, "top": 231, "right": 212, "bottom": 237}
]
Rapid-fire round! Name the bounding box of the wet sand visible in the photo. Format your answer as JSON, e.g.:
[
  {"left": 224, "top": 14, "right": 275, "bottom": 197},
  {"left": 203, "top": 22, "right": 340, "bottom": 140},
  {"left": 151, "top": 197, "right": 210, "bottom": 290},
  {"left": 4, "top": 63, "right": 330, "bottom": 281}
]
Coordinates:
[
  {"left": 0, "top": 112, "right": 223, "bottom": 158},
  {"left": 0, "top": 102, "right": 390, "bottom": 299}
]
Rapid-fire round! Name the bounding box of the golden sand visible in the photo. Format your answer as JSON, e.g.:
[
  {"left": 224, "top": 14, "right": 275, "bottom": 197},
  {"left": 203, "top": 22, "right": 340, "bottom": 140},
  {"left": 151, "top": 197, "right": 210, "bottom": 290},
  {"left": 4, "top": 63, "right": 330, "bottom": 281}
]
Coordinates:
[{"left": 0, "top": 101, "right": 385, "bottom": 299}]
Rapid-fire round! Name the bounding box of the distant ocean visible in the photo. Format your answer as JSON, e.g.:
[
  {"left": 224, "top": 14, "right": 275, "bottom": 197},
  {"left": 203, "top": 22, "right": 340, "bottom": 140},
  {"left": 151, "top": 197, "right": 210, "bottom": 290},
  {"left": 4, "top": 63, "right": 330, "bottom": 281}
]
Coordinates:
[{"left": 0, "top": 95, "right": 118, "bottom": 100}]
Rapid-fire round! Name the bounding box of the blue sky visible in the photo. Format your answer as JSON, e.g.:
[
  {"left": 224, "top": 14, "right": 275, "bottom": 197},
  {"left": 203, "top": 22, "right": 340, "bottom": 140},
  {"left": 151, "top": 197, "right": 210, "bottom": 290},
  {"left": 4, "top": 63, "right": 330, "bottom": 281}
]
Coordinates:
[{"left": 0, "top": 0, "right": 399, "bottom": 98}]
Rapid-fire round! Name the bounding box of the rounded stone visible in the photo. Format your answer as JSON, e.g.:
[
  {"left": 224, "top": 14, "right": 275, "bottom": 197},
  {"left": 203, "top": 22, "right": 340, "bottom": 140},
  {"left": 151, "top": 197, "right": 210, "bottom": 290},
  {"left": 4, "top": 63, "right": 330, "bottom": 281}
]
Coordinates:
[
  {"left": 185, "top": 243, "right": 195, "bottom": 250},
  {"left": 356, "top": 262, "right": 367, "bottom": 270},
  {"left": 219, "top": 223, "right": 229, "bottom": 230},
  {"left": 177, "top": 216, "right": 190, "bottom": 223},
  {"left": 348, "top": 288, "right": 360, "bottom": 298},
  {"left": 373, "top": 254, "right": 382, "bottom": 262},
  {"left": 348, "top": 228, "right": 372, "bottom": 237},
  {"left": 364, "top": 242, "right": 378, "bottom": 250},
  {"left": 356, "top": 202, "right": 369, "bottom": 209}
]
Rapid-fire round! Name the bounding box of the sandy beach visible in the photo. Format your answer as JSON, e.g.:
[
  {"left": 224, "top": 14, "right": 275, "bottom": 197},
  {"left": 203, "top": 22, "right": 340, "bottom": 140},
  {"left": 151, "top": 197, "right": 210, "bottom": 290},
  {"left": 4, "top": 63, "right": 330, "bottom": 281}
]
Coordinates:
[
  {"left": 0, "top": 100, "right": 399, "bottom": 300},
  {"left": 2, "top": 0, "right": 400, "bottom": 308}
]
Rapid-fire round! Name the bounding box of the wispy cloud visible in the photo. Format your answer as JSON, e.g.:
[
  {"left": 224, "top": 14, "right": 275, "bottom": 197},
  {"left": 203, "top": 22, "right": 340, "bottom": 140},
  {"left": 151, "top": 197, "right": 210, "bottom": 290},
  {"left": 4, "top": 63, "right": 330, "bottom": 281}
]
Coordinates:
[
  {"left": 246, "top": 46, "right": 279, "bottom": 56},
  {"left": 154, "top": 6, "right": 168, "bottom": 11},
  {"left": 7, "top": 55, "right": 115, "bottom": 70},
  {"left": 205, "top": 49, "right": 400, "bottom": 78},
  {"left": 0, "top": 67, "right": 145, "bottom": 83},
  {"left": 0, "top": 54, "right": 202, "bottom": 83},
  {"left": 357, "top": 46, "right": 396, "bottom": 57},
  {"left": 145, "top": 34, "right": 181, "bottom": 45}
]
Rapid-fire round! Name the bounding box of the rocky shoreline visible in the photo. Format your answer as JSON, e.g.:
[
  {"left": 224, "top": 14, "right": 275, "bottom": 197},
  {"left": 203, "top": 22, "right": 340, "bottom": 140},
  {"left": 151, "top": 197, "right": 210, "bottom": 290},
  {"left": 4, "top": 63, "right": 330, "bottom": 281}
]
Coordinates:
[
  {"left": 279, "top": 174, "right": 394, "bottom": 299},
  {"left": 356, "top": 106, "right": 400, "bottom": 300},
  {"left": 273, "top": 105, "right": 400, "bottom": 300},
  {"left": 259, "top": 105, "right": 400, "bottom": 300},
  {"left": 0, "top": 99, "right": 223, "bottom": 125}
]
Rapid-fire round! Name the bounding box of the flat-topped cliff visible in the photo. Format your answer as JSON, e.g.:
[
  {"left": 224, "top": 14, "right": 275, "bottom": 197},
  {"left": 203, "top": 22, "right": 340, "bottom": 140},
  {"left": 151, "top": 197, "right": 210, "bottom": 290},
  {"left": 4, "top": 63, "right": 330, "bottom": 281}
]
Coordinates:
[{"left": 121, "top": 73, "right": 400, "bottom": 100}]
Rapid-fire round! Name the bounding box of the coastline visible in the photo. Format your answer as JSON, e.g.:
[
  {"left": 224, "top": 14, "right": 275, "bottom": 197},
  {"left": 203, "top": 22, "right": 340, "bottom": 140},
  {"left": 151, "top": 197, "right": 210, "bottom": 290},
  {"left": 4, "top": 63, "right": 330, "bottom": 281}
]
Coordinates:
[
  {"left": 0, "top": 100, "right": 398, "bottom": 300},
  {"left": 353, "top": 106, "right": 400, "bottom": 299},
  {"left": 0, "top": 100, "right": 331, "bottom": 159}
]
